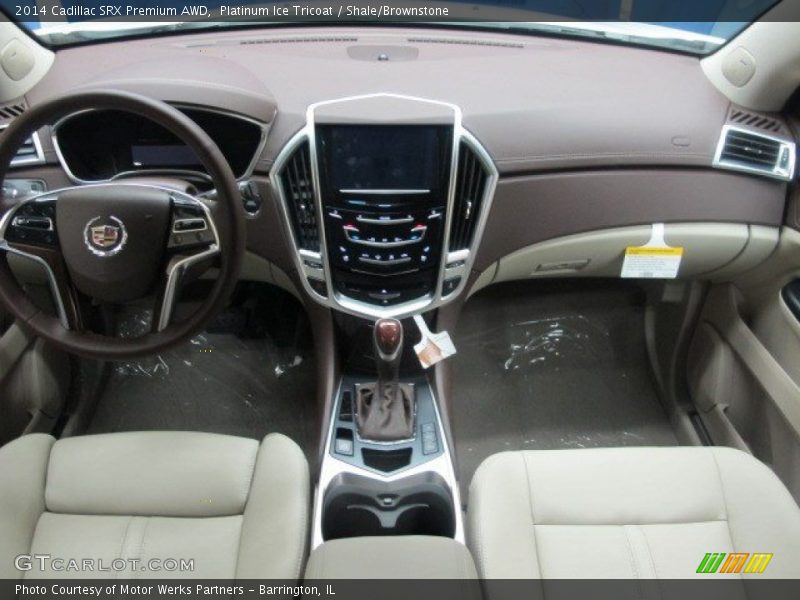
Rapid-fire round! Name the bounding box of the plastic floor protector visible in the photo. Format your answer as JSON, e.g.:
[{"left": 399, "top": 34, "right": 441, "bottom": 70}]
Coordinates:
[
  {"left": 451, "top": 280, "right": 678, "bottom": 499},
  {"left": 87, "top": 296, "right": 317, "bottom": 457}
]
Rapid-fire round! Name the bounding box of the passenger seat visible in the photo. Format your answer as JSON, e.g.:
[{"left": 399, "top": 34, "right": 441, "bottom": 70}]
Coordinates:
[{"left": 468, "top": 447, "right": 800, "bottom": 578}]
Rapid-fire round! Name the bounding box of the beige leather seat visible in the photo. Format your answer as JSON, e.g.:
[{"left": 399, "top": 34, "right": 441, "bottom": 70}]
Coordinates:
[
  {"left": 0, "top": 431, "right": 309, "bottom": 579},
  {"left": 468, "top": 447, "right": 800, "bottom": 579}
]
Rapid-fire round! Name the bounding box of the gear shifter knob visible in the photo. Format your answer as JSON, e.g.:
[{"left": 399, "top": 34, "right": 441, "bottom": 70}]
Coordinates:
[
  {"left": 374, "top": 318, "right": 403, "bottom": 361},
  {"left": 356, "top": 318, "right": 415, "bottom": 442}
]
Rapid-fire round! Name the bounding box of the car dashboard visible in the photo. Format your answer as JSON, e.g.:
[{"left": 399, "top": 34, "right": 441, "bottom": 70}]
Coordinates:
[{"left": 2, "top": 26, "right": 797, "bottom": 322}]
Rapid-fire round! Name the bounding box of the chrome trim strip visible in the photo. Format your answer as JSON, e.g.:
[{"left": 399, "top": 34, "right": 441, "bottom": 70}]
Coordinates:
[
  {"left": 356, "top": 215, "right": 414, "bottom": 225},
  {"left": 311, "top": 378, "right": 465, "bottom": 550},
  {"left": 712, "top": 124, "right": 796, "bottom": 182},
  {"left": 269, "top": 93, "right": 499, "bottom": 321},
  {"left": 157, "top": 193, "right": 220, "bottom": 331},
  {"left": 0, "top": 125, "right": 46, "bottom": 168},
  {"left": 339, "top": 188, "right": 431, "bottom": 195},
  {"left": 51, "top": 104, "right": 271, "bottom": 185}
]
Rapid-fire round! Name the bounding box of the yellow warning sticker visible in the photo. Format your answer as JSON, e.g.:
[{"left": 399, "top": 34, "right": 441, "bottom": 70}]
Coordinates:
[
  {"left": 624, "top": 247, "right": 684, "bottom": 257},
  {"left": 621, "top": 224, "right": 684, "bottom": 279}
]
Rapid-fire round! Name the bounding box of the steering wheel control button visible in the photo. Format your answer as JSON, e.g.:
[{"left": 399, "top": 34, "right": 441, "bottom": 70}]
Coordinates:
[
  {"left": 83, "top": 216, "right": 128, "bottom": 257},
  {"left": 5, "top": 199, "right": 59, "bottom": 247},
  {"left": 173, "top": 218, "right": 207, "bottom": 233},
  {"left": 169, "top": 202, "right": 215, "bottom": 250}
]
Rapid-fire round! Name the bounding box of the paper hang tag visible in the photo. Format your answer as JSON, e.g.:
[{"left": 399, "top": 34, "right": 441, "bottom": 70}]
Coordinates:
[
  {"left": 620, "top": 223, "right": 684, "bottom": 279},
  {"left": 412, "top": 315, "right": 457, "bottom": 369}
]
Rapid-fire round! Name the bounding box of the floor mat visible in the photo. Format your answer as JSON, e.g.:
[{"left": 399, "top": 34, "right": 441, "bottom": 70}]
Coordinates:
[
  {"left": 86, "top": 287, "right": 317, "bottom": 458},
  {"left": 451, "top": 280, "right": 678, "bottom": 497}
]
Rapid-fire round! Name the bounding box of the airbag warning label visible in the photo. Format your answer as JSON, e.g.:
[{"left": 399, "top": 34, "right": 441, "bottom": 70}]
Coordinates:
[{"left": 620, "top": 224, "right": 683, "bottom": 279}]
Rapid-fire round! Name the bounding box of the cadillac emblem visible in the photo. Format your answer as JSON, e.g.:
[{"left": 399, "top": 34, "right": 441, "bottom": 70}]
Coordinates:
[{"left": 84, "top": 216, "right": 128, "bottom": 256}]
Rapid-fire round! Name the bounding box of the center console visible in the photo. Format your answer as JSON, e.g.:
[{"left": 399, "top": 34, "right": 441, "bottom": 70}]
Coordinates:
[
  {"left": 272, "top": 94, "right": 497, "bottom": 321},
  {"left": 270, "top": 95, "right": 497, "bottom": 550},
  {"left": 316, "top": 124, "right": 452, "bottom": 308}
]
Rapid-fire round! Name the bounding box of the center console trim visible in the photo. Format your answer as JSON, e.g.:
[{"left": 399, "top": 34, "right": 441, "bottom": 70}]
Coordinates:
[
  {"left": 311, "top": 377, "right": 464, "bottom": 550},
  {"left": 270, "top": 93, "right": 498, "bottom": 320}
]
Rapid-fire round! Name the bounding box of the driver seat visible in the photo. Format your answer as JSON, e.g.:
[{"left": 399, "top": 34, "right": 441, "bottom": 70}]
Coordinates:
[{"left": 0, "top": 431, "right": 309, "bottom": 579}]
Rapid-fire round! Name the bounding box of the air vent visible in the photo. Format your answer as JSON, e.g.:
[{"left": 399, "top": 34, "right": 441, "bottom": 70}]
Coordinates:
[
  {"left": 0, "top": 125, "right": 45, "bottom": 167},
  {"left": 449, "top": 143, "right": 490, "bottom": 252},
  {"left": 714, "top": 125, "right": 795, "bottom": 181},
  {"left": 728, "top": 108, "right": 784, "bottom": 134},
  {"left": 278, "top": 141, "right": 320, "bottom": 252}
]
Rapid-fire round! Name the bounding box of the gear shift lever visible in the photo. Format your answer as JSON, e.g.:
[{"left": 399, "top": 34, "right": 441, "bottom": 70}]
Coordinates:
[
  {"left": 355, "top": 318, "right": 416, "bottom": 442},
  {"left": 374, "top": 318, "right": 403, "bottom": 395}
]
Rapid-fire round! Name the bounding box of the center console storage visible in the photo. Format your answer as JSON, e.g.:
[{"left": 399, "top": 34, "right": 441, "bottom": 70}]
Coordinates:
[
  {"left": 322, "top": 471, "right": 455, "bottom": 540},
  {"left": 312, "top": 314, "right": 464, "bottom": 547}
]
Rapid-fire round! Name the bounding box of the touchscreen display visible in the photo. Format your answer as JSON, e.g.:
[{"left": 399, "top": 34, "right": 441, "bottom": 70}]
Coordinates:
[{"left": 321, "top": 125, "right": 447, "bottom": 192}]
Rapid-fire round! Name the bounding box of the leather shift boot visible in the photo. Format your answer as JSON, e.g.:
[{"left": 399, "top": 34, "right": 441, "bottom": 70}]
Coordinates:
[{"left": 355, "top": 382, "right": 415, "bottom": 442}]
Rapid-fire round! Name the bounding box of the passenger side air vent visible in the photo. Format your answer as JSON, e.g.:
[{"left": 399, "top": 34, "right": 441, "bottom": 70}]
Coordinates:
[
  {"left": 449, "top": 142, "right": 490, "bottom": 252},
  {"left": 728, "top": 108, "right": 784, "bottom": 134},
  {"left": 0, "top": 125, "right": 45, "bottom": 167},
  {"left": 714, "top": 125, "right": 795, "bottom": 182},
  {"left": 278, "top": 141, "right": 320, "bottom": 252}
]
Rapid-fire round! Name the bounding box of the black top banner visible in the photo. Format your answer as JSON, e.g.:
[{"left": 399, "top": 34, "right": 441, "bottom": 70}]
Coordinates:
[{"left": 0, "top": 0, "right": 795, "bottom": 24}]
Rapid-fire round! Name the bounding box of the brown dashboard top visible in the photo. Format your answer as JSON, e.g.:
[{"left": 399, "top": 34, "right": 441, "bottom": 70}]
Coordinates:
[{"left": 26, "top": 26, "right": 731, "bottom": 176}]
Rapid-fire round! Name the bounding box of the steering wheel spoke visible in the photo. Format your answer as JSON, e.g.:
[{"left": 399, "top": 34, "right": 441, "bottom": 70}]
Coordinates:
[
  {"left": 0, "top": 193, "right": 84, "bottom": 330},
  {"left": 155, "top": 193, "right": 221, "bottom": 331}
]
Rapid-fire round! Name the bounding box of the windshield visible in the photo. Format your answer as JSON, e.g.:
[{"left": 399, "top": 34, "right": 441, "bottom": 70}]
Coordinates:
[{"left": 1, "top": 0, "right": 782, "bottom": 55}]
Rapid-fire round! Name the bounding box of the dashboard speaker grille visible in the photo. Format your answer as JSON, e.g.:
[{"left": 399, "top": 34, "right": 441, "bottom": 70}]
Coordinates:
[
  {"left": 728, "top": 108, "right": 783, "bottom": 134},
  {"left": 0, "top": 101, "right": 26, "bottom": 124},
  {"left": 449, "top": 142, "right": 489, "bottom": 252},
  {"left": 279, "top": 141, "right": 320, "bottom": 252}
]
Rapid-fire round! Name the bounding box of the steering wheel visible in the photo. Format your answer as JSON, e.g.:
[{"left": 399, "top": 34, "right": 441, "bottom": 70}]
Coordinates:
[{"left": 0, "top": 90, "right": 245, "bottom": 359}]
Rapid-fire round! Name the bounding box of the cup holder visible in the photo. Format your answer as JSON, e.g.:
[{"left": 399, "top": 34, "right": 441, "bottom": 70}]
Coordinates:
[{"left": 322, "top": 471, "right": 456, "bottom": 540}]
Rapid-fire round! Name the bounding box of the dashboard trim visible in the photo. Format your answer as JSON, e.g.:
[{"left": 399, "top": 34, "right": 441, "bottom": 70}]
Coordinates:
[
  {"left": 50, "top": 104, "right": 270, "bottom": 186},
  {"left": 0, "top": 125, "right": 46, "bottom": 168},
  {"left": 270, "top": 93, "right": 498, "bottom": 321}
]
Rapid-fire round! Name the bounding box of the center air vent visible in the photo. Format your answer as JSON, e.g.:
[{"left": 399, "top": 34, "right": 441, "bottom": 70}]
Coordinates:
[
  {"left": 277, "top": 140, "right": 320, "bottom": 252},
  {"left": 448, "top": 142, "right": 491, "bottom": 252},
  {"left": 714, "top": 125, "right": 795, "bottom": 182}
]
